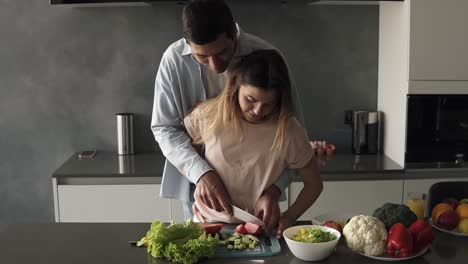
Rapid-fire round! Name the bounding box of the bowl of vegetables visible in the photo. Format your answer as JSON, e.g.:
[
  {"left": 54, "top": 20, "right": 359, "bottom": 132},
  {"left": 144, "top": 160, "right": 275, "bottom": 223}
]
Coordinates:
[{"left": 283, "top": 225, "right": 341, "bottom": 261}]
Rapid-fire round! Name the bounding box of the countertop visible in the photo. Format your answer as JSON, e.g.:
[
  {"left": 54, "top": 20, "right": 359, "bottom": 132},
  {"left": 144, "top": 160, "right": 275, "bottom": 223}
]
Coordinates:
[
  {"left": 52, "top": 151, "right": 405, "bottom": 183},
  {"left": 0, "top": 222, "right": 466, "bottom": 264},
  {"left": 53, "top": 151, "right": 167, "bottom": 178},
  {"left": 406, "top": 161, "right": 468, "bottom": 171}
]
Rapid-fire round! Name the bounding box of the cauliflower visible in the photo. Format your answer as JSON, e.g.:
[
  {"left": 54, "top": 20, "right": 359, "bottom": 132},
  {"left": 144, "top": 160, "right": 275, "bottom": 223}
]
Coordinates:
[{"left": 342, "top": 215, "right": 387, "bottom": 256}]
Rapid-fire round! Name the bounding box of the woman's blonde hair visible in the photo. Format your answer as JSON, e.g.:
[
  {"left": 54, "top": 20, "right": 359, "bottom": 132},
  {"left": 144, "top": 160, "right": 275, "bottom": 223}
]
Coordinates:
[{"left": 192, "top": 49, "right": 294, "bottom": 156}]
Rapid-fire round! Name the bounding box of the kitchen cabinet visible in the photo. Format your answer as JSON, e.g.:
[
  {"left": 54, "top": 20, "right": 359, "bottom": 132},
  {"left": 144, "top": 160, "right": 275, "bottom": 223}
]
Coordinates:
[
  {"left": 56, "top": 184, "right": 172, "bottom": 222},
  {"left": 171, "top": 199, "right": 186, "bottom": 222},
  {"left": 55, "top": 181, "right": 288, "bottom": 223},
  {"left": 378, "top": 0, "right": 468, "bottom": 167},
  {"left": 289, "top": 178, "right": 404, "bottom": 220},
  {"left": 52, "top": 152, "right": 406, "bottom": 223},
  {"left": 409, "top": 0, "right": 468, "bottom": 82}
]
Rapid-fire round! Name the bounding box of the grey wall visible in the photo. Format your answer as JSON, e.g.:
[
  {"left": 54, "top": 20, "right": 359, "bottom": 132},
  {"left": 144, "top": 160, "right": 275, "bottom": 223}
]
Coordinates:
[{"left": 0, "top": 0, "right": 377, "bottom": 222}]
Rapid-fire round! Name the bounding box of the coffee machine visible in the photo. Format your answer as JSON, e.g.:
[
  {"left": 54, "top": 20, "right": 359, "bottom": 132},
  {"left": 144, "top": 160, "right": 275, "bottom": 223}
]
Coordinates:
[{"left": 345, "top": 110, "right": 383, "bottom": 154}]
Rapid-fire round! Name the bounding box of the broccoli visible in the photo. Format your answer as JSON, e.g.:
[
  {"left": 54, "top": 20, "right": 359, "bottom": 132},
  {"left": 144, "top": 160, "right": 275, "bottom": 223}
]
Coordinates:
[{"left": 372, "top": 203, "right": 417, "bottom": 230}]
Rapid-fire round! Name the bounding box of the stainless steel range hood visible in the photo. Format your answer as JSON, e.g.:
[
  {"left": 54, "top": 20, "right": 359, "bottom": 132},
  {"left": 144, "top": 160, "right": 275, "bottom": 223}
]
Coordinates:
[
  {"left": 50, "top": 0, "right": 404, "bottom": 6},
  {"left": 50, "top": 0, "right": 186, "bottom": 6}
]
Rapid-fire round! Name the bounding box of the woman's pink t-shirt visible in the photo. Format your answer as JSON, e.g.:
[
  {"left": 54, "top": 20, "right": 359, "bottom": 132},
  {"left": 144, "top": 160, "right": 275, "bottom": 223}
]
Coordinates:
[{"left": 184, "top": 108, "right": 313, "bottom": 223}]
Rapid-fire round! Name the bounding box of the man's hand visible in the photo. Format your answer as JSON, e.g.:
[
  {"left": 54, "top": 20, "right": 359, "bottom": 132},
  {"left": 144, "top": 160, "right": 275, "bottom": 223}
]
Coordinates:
[
  {"left": 253, "top": 185, "right": 281, "bottom": 234},
  {"left": 194, "top": 171, "right": 233, "bottom": 216}
]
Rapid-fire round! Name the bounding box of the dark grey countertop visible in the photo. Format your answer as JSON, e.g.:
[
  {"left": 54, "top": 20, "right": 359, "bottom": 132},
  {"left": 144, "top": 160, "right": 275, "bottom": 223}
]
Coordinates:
[
  {"left": 316, "top": 153, "right": 403, "bottom": 174},
  {"left": 406, "top": 162, "right": 468, "bottom": 170},
  {"left": 52, "top": 151, "right": 405, "bottom": 182},
  {"left": 0, "top": 222, "right": 465, "bottom": 264},
  {"left": 53, "top": 151, "right": 166, "bottom": 178}
]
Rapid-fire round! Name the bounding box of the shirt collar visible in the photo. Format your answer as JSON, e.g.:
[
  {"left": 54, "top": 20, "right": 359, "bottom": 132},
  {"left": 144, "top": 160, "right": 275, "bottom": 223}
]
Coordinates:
[{"left": 181, "top": 23, "right": 242, "bottom": 56}]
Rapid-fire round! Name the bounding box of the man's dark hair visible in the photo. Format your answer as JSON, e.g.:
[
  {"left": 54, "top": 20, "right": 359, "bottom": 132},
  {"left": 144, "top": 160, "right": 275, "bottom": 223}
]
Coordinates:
[{"left": 182, "top": 0, "right": 237, "bottom": 45}]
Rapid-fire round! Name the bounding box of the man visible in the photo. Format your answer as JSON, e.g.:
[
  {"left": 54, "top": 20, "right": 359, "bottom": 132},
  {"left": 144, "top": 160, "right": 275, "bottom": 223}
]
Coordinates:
[{"left": 151, "top": 0, "right": 304, "bottom": 235}]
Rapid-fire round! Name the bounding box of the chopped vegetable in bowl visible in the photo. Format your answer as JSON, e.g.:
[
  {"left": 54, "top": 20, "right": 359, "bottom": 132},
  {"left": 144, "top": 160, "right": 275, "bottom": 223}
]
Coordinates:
[
  {"left": 283, "top": 225, "right": 341, "bottom": 261},
  {"left": 292, "top": 227, "right": 337, "bottom": 243}
]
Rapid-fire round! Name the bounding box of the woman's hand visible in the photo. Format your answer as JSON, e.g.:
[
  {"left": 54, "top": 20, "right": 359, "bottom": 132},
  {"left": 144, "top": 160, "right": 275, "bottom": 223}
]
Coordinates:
[
  {"left": 195, "top": 171, "right": 233, "bottom": 216},
  {"left": 276, "top": 213, "right": 296, "bottom": 239},
  {"left": 254, "top": 185, "right": 281, "bottom": 234}
]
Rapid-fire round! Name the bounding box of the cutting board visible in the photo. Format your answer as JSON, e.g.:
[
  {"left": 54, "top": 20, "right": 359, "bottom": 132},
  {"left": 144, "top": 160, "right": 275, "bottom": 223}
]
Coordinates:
[{"left": 213, "top": 225, "right": 281, "bottom": 258}]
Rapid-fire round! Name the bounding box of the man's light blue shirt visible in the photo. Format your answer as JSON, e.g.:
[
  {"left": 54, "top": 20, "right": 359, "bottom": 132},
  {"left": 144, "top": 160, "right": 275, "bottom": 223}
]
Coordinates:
[{"left": 151, "top": 25, "right": 304, "bottom": 202}]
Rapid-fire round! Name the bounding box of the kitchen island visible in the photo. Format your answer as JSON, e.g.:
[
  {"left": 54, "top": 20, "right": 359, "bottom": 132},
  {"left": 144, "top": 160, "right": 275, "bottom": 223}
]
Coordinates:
[
  {"left": 52, "top": 151, "right": 408, "bottom": 222},
  {"left": 51, "top": 151, "right": 468, "bottom": 223},
  {"left": 0, "top": 222, "right": 465, "bottom": 264}
]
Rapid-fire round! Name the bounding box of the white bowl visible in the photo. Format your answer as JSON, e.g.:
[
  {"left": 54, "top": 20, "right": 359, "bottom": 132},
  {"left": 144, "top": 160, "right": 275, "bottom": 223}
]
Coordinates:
[{"left": 283, "top": 225, "right": 341, "bottom": 262}]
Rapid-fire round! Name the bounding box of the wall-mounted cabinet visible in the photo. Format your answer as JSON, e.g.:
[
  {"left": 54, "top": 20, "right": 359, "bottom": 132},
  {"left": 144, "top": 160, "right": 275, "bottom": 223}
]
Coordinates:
[
  {"left": 378, "top": 0, "right": 468, "bottom": 167},
  {"left": 409, "top": 1, "right": 468, "bottom": 82}
]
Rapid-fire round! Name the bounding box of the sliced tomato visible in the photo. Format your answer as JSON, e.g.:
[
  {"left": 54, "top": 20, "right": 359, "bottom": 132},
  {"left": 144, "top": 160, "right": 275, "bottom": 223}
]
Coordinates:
[
  {"left": 234, "top": 224, "right": 249, "bottom": 235},
  {"left": 202, "top": 223, "right": 223, "bottom": 235},
  {"left": 245, "top": 223, "right": 263, "bottom": 236}
]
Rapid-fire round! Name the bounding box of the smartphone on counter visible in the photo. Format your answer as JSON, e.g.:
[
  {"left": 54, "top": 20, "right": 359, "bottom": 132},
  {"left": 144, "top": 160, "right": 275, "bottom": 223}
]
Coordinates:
[{"left": 78, "top": 150, "right": 96, "bottom": 159}]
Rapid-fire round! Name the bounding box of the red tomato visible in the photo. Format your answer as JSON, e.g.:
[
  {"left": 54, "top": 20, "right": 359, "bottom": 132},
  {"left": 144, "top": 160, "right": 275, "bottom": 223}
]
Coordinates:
[
  {"left": 234, "top": 224, "right": 249, "bottom": 235},
  {"left": 245, "top": 223, "right": 263, "bottom": 236},
  {"left": 202, "top": 223, "right": 223, "bottom": 235},
  {"left": 322, "top": 220, "right": 343, "bottom": 234}
]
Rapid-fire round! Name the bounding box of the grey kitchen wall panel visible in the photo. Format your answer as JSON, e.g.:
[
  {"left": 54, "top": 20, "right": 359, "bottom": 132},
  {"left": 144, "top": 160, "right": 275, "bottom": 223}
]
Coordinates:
[{"left": 0, "top": 0, "right": 377, "bottom": 222}]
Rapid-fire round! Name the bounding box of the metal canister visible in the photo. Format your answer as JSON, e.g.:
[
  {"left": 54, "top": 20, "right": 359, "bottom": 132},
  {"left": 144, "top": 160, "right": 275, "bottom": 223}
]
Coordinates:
[
  {"left": 116, "top": 113, "right": 135, "bottom": 155},
  {"left": 118, "top": 155, "right": 135, "bottom": 174}
]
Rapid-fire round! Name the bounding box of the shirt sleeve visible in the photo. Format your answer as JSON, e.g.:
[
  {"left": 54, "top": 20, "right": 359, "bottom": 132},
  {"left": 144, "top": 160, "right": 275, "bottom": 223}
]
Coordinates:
[
  {"left": 151, "top": 51, "right": 212, "bottom": 184},
  {"left": 285, "top": 118, "right": 314, "bottom": 169}
]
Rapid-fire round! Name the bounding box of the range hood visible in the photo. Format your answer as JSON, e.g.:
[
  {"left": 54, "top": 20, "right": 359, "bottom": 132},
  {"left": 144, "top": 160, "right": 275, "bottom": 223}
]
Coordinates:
[
  {"left": 50, "top": 0, "right": 187, "bottom": 5},
  {"left": 51, "top": 0, "right": 403, "bottom": 5}
]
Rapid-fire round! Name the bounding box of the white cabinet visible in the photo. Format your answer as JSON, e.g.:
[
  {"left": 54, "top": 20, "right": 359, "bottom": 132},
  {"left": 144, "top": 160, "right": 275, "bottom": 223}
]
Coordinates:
[
  {"left": 409, "top": 0, "right": 468, "bottom": 81},
  {"left": 290, "top": 178, "right": 404, "bottom": 220},
  {"left": 171, "top": 199, "right": 186, "bottom": 222},
  {"left": 55, "top": 175, "right": 468, "bottom": 223},
  {"left": 55, "top": 180, "right": 289, "bottom": 223},
  {"left": 56, "top": 184, "right": 172, "bottom": 222},
  {"left": 378, "top": 0, "right": 468, "bottom": 166},
  {"left": 279, "top": 188, "right": 290, "bottom": 213}
]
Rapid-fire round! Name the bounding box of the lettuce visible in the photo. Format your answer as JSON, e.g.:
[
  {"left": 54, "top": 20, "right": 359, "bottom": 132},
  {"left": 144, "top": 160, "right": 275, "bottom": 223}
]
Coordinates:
[{"left": 146, "top": 219, "right": 218, "bottom": 264}]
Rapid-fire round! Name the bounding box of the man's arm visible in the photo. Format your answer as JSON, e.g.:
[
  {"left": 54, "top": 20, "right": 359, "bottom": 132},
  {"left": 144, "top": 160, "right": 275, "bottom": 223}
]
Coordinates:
[
  {"left": 151, "top": 53, "right": 212, "bottom": 184},
  {"left": 151, "top": 52, "right": 232, "bottom": 215}
]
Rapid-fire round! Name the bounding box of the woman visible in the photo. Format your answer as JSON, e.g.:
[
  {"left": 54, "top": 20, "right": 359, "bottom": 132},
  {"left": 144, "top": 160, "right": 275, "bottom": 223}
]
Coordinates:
[{"left": 184, "top": 49, "right": 323, "bottom": 236}]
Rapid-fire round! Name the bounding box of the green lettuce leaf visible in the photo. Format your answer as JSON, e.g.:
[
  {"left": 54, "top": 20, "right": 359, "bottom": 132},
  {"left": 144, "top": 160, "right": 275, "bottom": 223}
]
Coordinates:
[{"left": 146, "top": 219, "right": 218, "bottom": 264}]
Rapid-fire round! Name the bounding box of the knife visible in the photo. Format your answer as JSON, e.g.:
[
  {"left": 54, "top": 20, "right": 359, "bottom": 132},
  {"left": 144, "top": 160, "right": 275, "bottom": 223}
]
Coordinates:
[{"left": 232, "top": 205, "right": 265, "bottom": 226}]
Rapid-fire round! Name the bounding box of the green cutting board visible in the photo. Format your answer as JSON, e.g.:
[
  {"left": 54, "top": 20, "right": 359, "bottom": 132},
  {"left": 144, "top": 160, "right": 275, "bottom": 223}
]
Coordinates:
[{"left": 214, "top": 226, "right": 281, "bottom": 258}]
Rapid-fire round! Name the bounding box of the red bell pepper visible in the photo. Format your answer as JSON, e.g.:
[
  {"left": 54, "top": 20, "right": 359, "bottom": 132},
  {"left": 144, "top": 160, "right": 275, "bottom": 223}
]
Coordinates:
[
  {"left": 408, "top": 220, "right": 434, "bottom": 251},
  {"left": 386, "top": 223, "right": 414, "bottom": 258}
]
